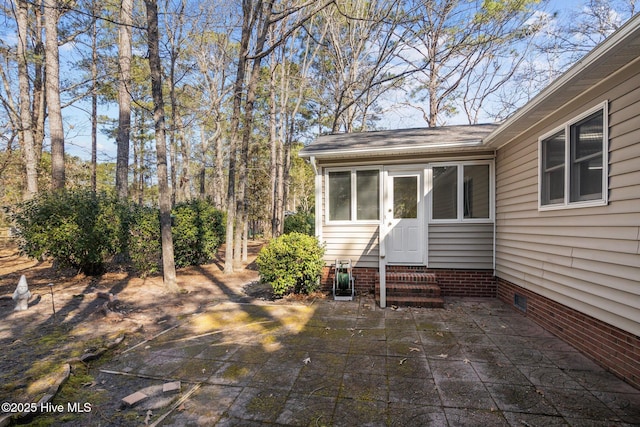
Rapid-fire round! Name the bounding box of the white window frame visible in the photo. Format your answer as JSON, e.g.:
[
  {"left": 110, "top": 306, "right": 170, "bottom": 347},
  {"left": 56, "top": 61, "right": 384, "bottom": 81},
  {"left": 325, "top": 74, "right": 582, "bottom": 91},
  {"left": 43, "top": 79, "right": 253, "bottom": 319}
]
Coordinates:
[
  {"left": 538, "top": 101, "right": 609, "bottom": 211},
  {"left": 324, "top": 167, "right": 382, "bottom": 224},
  {"left": 428, "top": 160, "right": 495, "bottom": 223}
]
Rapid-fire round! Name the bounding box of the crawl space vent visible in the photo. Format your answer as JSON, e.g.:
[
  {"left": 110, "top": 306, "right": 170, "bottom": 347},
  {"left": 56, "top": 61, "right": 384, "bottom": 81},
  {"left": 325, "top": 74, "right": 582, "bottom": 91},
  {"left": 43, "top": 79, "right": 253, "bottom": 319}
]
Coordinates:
[{"left": 514, "top": 293, "right": 527, "bottom": 312}]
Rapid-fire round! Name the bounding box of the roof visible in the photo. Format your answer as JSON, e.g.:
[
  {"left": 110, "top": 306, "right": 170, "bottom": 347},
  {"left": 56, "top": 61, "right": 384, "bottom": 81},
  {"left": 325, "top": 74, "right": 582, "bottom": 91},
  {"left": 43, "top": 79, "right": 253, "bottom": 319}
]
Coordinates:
[
  {"left": 299, "top": 123, "right": 499, "bottom": 160},
  {"left": 484, "top": 13, "right": 640, "bottom": 148}
]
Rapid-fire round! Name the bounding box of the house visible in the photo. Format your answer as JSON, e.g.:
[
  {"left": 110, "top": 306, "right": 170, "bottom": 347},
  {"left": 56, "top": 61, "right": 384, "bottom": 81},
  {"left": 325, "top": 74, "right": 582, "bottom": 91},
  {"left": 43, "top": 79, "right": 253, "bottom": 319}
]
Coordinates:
[{"left": 299, "top": 14, "right": 640, "bottom": 388}]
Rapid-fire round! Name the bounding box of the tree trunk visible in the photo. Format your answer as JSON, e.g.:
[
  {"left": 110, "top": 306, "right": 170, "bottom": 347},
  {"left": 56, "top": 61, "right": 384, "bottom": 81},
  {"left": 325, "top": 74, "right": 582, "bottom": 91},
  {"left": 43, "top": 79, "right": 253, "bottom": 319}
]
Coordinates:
[
  {"left": 90, "top": 11, "right": 98, "bottom": 192},
  {"left": 15, "top": 0, "right": 38, "bottom": 198},
  {"left": 268, "top": 57, "right": 278, "bottom": 237},
  {"left": 145, "top": 0, "right": 178, "bottom": 291},
  {"left": 213, "top": 127, "right": 224, "bottom": 209},
  {"left": 199, "top": 128, "right": 207, "bottom": 199},
  {"left": 33, "top": 2, "right": 45, "bottom": 166},
  {"left": 44, "top": 0, "right": 65, "bottom": 190},
  {"left": 224, "top": 0, "right": 255, "bottom": 274},
  {"left": 132, "top": 110, "right": 139, "bottom": 203},
  {"left": 234, "top": 0, "right": 273, "bottom": 267},
  {"left": 116, "top": 0, "right": 133, "bottom": 199},
  {"left": 177, "top": 111, "right": 190, "bottom": 202}
]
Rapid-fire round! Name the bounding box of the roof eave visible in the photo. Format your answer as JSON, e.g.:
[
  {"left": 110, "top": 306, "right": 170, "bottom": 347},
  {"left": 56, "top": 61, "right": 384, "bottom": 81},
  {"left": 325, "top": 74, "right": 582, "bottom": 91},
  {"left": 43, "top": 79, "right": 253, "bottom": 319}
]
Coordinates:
[{"left": 299, "top": 140, "right": 489, "bottom": 160}]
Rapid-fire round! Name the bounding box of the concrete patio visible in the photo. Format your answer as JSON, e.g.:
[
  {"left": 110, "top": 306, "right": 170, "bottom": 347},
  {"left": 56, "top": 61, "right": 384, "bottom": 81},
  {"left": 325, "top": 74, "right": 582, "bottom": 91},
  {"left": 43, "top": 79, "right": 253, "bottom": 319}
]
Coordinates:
[{"left": 98, "top": 296, "right": 640, "bottom": 426}]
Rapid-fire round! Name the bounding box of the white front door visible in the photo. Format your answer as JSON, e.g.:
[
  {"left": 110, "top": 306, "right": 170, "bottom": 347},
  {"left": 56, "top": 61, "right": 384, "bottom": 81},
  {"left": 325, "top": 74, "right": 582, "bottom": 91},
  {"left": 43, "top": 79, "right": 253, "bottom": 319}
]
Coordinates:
[{"left": 385, "top": 170, "right": 424, "bottom": 264}]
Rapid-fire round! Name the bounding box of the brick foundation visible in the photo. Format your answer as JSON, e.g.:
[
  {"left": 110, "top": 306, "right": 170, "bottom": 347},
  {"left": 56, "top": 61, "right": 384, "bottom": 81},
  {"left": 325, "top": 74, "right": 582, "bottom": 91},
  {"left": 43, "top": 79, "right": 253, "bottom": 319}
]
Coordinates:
[
  {"left": 321, "top": 265, "right": 496, "bottom": 298},
  {"left": 497, "top": 277, "right": 640, "bottom": 390}
]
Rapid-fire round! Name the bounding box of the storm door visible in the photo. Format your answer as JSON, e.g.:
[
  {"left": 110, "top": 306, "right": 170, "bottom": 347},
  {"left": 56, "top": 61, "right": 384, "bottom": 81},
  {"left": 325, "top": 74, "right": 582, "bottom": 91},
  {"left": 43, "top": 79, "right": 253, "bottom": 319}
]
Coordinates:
[{"left": 385, "top": 170, "right": 424, "bottom": 264}]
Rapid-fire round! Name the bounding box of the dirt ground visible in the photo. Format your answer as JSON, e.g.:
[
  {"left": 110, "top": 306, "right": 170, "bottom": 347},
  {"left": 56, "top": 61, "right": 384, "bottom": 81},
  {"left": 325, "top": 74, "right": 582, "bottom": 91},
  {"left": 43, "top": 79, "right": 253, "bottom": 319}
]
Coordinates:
[{"left": 0, "top": 240, "right": 287, "bottom": 425}]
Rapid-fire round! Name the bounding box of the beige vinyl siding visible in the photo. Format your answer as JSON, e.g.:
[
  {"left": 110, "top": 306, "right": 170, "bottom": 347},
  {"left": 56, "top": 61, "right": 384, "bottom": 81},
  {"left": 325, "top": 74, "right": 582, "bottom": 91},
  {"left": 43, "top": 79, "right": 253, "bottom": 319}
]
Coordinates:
[
  {"left": 495, "top": 60, "right": 640, "bottom": 336},
  {"left": 322, "top": 224, "right": 379, "bottom": 268},
  {"left": 428, "top": 223, "right": 493, "bottom": 269}
]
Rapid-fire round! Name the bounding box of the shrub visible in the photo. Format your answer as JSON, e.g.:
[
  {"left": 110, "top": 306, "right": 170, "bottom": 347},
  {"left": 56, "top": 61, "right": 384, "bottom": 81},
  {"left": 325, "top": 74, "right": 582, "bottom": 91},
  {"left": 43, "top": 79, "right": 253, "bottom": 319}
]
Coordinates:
[
  {"left": 256, "top": 232, "right": 325, "bottom": 297},
  {"left": 127, "top": 205, "right": 161, "bottom": 276},
  {"left": 172, "top": 199, "right": 225, "bottom": 268},
  {"left": 283, "top": 210, "right": 315, "bottom": 236},
  {"left": 11, "top": 189, "right": 127, "bottom": 275}
]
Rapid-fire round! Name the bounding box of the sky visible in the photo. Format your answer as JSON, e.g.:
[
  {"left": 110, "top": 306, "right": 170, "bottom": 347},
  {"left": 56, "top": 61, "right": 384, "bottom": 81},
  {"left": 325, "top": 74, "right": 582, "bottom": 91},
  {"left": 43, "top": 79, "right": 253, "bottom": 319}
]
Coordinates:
[{"left": 58, "top": 0, "right": 591, "bottom": 162}]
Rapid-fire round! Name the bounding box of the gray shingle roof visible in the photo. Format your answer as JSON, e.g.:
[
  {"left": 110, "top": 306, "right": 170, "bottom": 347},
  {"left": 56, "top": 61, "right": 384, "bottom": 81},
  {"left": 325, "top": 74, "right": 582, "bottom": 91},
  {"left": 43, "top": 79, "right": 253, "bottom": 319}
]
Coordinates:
[{"left": 299, "top": 123, "right": 499, "bottom": 159}]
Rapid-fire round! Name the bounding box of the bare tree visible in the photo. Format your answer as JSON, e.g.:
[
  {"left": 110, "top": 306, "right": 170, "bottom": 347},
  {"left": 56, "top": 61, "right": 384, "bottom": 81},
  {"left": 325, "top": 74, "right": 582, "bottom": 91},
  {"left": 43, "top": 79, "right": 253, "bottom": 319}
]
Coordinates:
[
  {"left": 314, "top": 0, "right": 410, "bottom": 133},
  {"left": 145, "top": 0, "right": 178, "bottom": 291},
  {"left": 400, "top": 0, "right": 543, "bottom": 127},
  {"left": 494, "top": 0, "right": 637, "bottom": 117},
  {"left": 193, "top": 28, "right": 233, "bottom": 207},
  {"left": 116, "top": 0, "right": 133, "bottom": 199}
]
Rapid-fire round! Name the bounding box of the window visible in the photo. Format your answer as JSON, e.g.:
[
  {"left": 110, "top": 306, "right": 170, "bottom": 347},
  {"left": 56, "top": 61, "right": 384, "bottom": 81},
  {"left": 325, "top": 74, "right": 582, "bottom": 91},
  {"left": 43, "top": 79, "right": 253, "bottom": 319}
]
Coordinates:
[
  {"left": 539, "top": 103, "right": 607, "bottom": 209},
  {"left": 327, "top": 169, "right": 380, "bottom": 222},
  {"left": 431, "top": 162, "right": 492, "bottom": 222}
]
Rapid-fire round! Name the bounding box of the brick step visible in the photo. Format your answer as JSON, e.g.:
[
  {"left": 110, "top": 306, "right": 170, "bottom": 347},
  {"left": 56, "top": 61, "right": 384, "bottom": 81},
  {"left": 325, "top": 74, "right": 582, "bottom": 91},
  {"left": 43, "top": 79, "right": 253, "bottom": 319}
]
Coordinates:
[
  {"left": 375, "top": 294, "right": 445, "bottom": 309},
  {"left": 376, "top": 283, "right": 441, "bottom": 297},
  {"left": 379, "top": 272, "right": 437, "bottom": 284}
]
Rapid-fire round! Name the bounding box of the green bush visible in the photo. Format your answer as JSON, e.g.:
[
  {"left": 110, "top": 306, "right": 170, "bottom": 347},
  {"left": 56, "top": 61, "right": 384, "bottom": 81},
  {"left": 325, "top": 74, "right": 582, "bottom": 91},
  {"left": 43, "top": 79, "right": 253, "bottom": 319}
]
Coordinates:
[
  {"left": 283, "top": 210, "right": 315, "bottom": 236},
  {"left": 256, "top": 232, "right": 325, "bottom": 297},
  {"left": 172, "top": 199, "right": 225, "bottom": 268},
  {"left": 127, "top": 205, "right": 161, "bottom": 276},
  {"left": 11, "top": 189, "right": 127, "bottom": 275}
]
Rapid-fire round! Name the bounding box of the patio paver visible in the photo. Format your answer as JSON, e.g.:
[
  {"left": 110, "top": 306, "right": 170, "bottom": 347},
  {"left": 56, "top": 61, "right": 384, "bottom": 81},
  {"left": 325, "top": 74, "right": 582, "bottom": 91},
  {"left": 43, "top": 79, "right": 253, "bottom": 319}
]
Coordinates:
[{"left": 98, "top": 297, "right": 640, "bottom": 426}]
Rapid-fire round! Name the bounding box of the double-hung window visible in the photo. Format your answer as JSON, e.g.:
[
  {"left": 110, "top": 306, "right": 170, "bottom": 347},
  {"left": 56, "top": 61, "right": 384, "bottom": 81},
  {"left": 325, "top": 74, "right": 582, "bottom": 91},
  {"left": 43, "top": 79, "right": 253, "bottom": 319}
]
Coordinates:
[
  {"left": 327, "top": 169, "right": 380, "bottom": 222},
  {"left": 431, "top": 161, "right": 493, "bottom": 222},
  {"left": 539, "top": 102, "right": 608, "bottom": 209}
]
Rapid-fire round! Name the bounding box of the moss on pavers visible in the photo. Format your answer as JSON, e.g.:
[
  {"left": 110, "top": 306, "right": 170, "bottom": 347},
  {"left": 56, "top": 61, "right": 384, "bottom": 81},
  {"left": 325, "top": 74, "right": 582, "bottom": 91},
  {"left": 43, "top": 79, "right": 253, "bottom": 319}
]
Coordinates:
[
  {"left": 386, "top": 339, "right": 424, "bottom": 358},
  {"left": 193, "top": 343, "right": 239, "bottom": 361},
  {"left": 444, "top": 407, "right": 509, "bottom": 427},
  {"left": 387, "top": 403, "right": 448, "bottom": 426},
  {"left": 485, "top": 383, "right": 559, "bottom": 415},
  {"left": 386, "top": 355, "right": 431, "bottom": 379},
  {"left": 332, "top": 397, "right": 387, "bottom": 426},
  {"left": 226, "top": 345, "right": 271, "bottom": 364},
  {"left": 171, "top": 359, "right": 223, "bottom": 382},
  {"left": 355, "top": 315, "right": 386, "bottom": 329},
  {"left": 388, "top": 377, "right": 439, "bottom": 406},
  {"left": 208, "top": 362, "right": 260, "bottom": 386},
  {"left": 276, "top": 395, "right": 336, "bottom": 425},
  {"left": 350, "top": 336, "right": 388, "bottom": 357},
  {"left": 436, "top": 379, "right": 497, "bottom": 409},
  {"left": 339, "top": 372, "right": 388, "bottom": 402},
  {"left": 472, "top": 361, "right": 530, "bottom": 385},
  {"left": 251, "top": 361, "right": 302, "bottom": 390},
  {"left": 291, "top": 370, "right": 344, "bottom": 398},
  {"left": 225, "top": 386, "right": 287, "bottom": 423},
  {"left": 159, "top": 384, "right": 242, "bottom": 426},
  {"left": 344, "top": 353, "right": 386, "bottom": 372}
]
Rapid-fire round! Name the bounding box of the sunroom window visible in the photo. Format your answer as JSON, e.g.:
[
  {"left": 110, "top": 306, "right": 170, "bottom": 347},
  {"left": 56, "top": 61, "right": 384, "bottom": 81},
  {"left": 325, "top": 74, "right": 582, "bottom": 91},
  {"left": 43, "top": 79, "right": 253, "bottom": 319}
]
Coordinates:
[
  {"left": 327, "top": 169, "right": 379, "bottom": 222},
  {"left": 539, "top": 103, "right": 607, "bottom": 209},
  {"left": 431, "top": 162, "right": 492, "bottom": 221}
]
